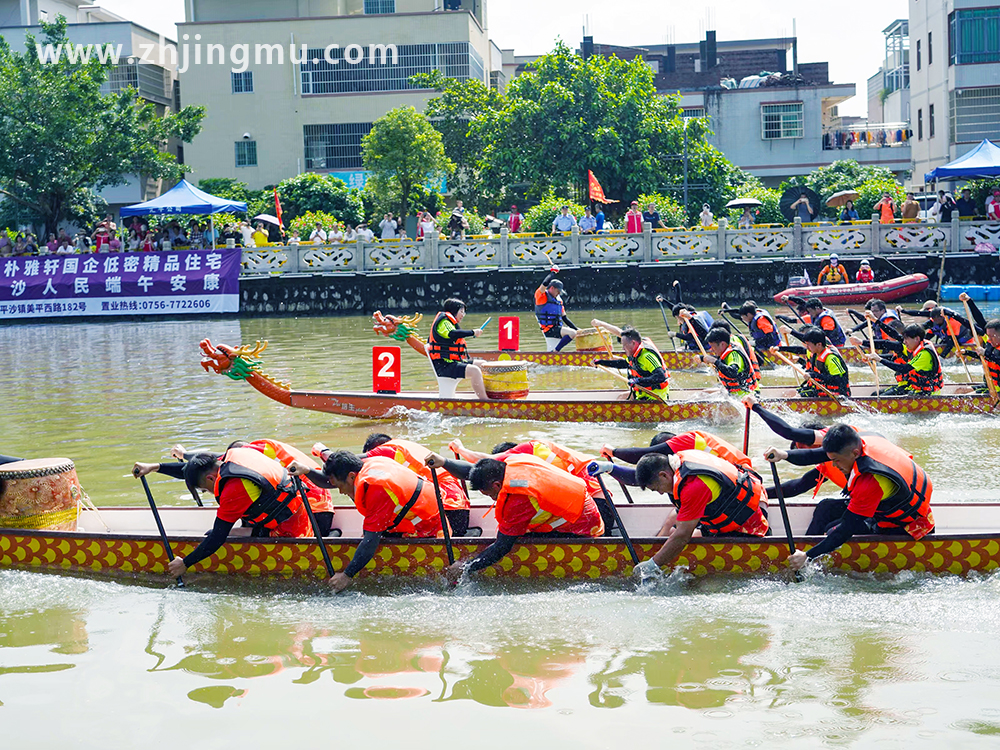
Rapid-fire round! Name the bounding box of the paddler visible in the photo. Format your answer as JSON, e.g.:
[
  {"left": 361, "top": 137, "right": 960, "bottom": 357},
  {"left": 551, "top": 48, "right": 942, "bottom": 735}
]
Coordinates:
[
  {"left": 736, "top": 301, "right": 780, "bottom": 357},
  {"left": 816, "top": 253, "right": 849, "bottom": 285},
  {"left": 590, "top": 322, "right": 670, "bottom": 401},
  {"left": 534, "top": 267, "right": 579, "bottom": 351},
  {"left": 314, "top": 434, "right": 472, "bottom": 536},
  {"left": 777, "top": 296, "right": 812, "bottom": 326},
  {"left": 861, "top": 322, "right": 943, "bottom": 395},
  {"left": 669, "top": 303, "right": 713, "bottom": 350},
  {"left": 765, "top": 424, "right": 934, "bottom": 571},
  {"left": 631, "top": 450, "right": 769, "bottom": 578},
  {"left": 288, "top": 451, "right": 445, "bottom": 592},
  {"left": 449, "top": 436, "right": 616, "bottom": 534},
  {"left": 849, "top": 298, "right": 903, "bottom": 340},
  {"left": 712, "top": 320, "right": 763, "bottom": 383},
  {"left": 699, "top": 326, "right": 760, "bottom": 396},
  {"left": 803, "top": 298, "right": 847, "bottom": 346},
  {"left": 777, "top": 325, "right": 851, "bottom": 397},
  {"left": 428, "top": 298, "right": 490, "bottom": 400},
  {"left": 957, "top": 293, "right": 1000, "bottom": 394},
  {"left": 132, "top": 447, "right": 316, "bottom": 579},
  {"left": 898, "top": 301, "right": 974, "bottom": 358},
  {"left": 424, "top": 452, "right": 605, "bottom": 579}
]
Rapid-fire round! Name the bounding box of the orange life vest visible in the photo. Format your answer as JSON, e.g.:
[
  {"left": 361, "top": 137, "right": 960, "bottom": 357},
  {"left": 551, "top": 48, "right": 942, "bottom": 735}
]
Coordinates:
[
  {"left": 378, "top": 439, "right": 470, "bottom": 510},
  {"left": 984, "top": 344, "right": 1000, "bottom": 389},
  {"left": 716, "top": 345, "right": 757, "bottom": 394},
  {"left": 732, "top": 332, "right": 762, "bottom": 384},
  {"left": 687, "top": 430, "right": 754, "bottom": 470},
  {"left": 671, "top": 451, "right": 767, "bottom": 536},
  {"left": 428, "top": 311, "right": 468, "bottom": 362},
  {"left": 903, "top": 340, "right": 943, "bottom": 392},
  {"left": 804, "top": 346, "right": 851, "bottom": 395},
  {"left": 355, "top": 457, "right": 441, "bottom": 536},
  {"left": 215, "top": 447, "right": 302, "bottom": 531},
  {"left": 496, "top": 454, "right": 587, "bottom": 533},
  {"left": 878, "top": 310, "right": 900, "bottom": 340},
  {"left": 849, "top": 436, "right": 933, "bottom": 537},
  {"left": 246, "top": 439, "right": 334, "bottom": 514}
]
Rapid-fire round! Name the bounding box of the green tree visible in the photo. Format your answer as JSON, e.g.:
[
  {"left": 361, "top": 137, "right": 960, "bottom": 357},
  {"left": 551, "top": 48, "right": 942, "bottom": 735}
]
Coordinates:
[
  {"left": 523, "top": 196, "right": 587, "bottom": 233},
  {"left": 636, "top": 193, "right": 688, "bottom": 227},
  {"left": 780, "top": 161, "right": 901, "bottom": 219},
  {"left": 0, "top": 18, "right": 204, "bottom": 234},
  {"left": 274, "top": 172, "right": 364, "bottom": 226},
  {"left": 725, "top": 180, "right": 784, "bottom": 226},
  {"left": 362, "top": 106, "right": 453, "bottom": 220},
  {"left": 856, "top": 176, "right": 906, "bottom": 219},
  {"left": 198, "top": 178, "right": 251, "bottom": 204}
]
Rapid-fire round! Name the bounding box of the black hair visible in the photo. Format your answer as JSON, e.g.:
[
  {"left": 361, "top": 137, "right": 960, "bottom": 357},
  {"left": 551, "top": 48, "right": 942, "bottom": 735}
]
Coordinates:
[
  {"left": 671, "top": 304, "right": 684, "bottom": 317},
  {"left": 620, "top": 326, "right": 642, "bottom": 344},
  {"left": 635, "top": 453, "right": 672, "bottom": 489},
  {"left": 805, "top": 297, "right": 823, "bottom": 310},
  {"left": 986, "top": 319, "right": 1000, "bottom": 333},
  {"left": 469, "top": 458, "right": 506, "bottom": 492},
  {"left": 491, "top": 442, "right": 517, "bottom": 454},
  {"left": 903, "top": 323, "right": 926, "bottom": 340},
  {"left": 865, "top": 298, "right": 886, "bottom": 312},
  {"left": 821, "top": 424, "right": 862, "bottom": 454},
  {"left": 710, "top": 319, "right": 732, "bottom": 333},
  {"left": 184, "top": 452, "right": 220, "bottom": 492},
  {"left": 443, "top": 298, "right": 466, "bottom": 316},
  {"left": 799, "top": 325, "right": 828, "bottom": 346},
  {"left": 801, "top": 421, "right": 826, "bottom": 431},
  {"left": 650, "top": 431, "right": 676, "bottom": 446},
  {"left": 705, "top": 327, "right": 731, "bottom": 346},
  {"left": 929, "top": 307, "right": 945, "bottom": 319},
  {"left": 226, "top": 440, "right": 248, "bottom": 451},
  {"left": 738, "top": 302, "right": 757, "bottom": 317},
  {"left": 362, "top": 433, "right": 392, "bottom": 452},
  {"left": 324, "top": 450, "right": 364, "bottom": 481}
]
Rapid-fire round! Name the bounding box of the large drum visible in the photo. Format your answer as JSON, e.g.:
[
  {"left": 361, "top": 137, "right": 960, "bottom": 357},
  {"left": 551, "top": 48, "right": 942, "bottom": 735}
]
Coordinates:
[
  {"left": 482, "top": 361, "right": 530, "bottom": 400},
  {"left": 0, "top": 458, "right": 84, "bottom": 531},
  {"left": 575, "top": 327, "right": 613, "bottom": 352}
]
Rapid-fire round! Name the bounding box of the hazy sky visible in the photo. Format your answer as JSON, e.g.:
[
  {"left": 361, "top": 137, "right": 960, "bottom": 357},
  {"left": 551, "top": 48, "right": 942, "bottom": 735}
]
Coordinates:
[{"left": 99, "top": 0, "right": 908, "bottom": 117}]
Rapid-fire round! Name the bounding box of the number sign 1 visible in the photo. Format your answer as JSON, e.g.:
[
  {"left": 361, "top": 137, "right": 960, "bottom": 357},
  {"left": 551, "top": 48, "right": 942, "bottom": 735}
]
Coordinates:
[
  {"left": 372, "top": 346, "right": 401, "bottom": 393},
  {"left": 498, "top": 316, "right": 520, "bottom": 351}
]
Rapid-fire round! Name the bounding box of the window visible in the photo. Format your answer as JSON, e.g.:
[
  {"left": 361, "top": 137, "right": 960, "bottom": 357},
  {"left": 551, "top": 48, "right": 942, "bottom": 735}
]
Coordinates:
[
  {"left": 235, "top": 140, "right": 257, "bottom": 168},
  {"left": 929, "top": 104, "right": 935, "bottom": 138},
  {"left": 300, "top": 42, "right": 485, "bottom": 95},
  {"left": 917, "top": 108, "right": 923, "bottom": 140},
  {"left": 916, "top": 39, "right": 921, "bottom": 70},
  {"left": 682, "top": 107, "right": 706, "bottom": 119},
  {"left": 303, "top": 123, "right": 373, "bottom": 170},
  {"left": 364, "top": 0, "right": 395, "bottom": 12},
  {"left": 760, "top": 103, "right": 803, "bottom": 140},
  {"left": 928, "top": 32, "right": 933, "bottom": 65},
  {"left": 231, "top": 71, "right": 254, "bottom": 94},
  {"left": 949, "top": 8, "right": 1000, "bottom": 65},
  {"left": 950, "top": 87, "right": 1000, "bottom": 143}
]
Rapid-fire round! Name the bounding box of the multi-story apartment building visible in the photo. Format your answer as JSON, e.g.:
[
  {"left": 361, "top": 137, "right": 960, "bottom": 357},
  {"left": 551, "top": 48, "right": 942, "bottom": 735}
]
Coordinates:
[
  {"left": 909, "top": 0, "right": 1000, "bottom": 187},
  {"left": 178, "top": 0, "right": 498, "bottom": 190}
]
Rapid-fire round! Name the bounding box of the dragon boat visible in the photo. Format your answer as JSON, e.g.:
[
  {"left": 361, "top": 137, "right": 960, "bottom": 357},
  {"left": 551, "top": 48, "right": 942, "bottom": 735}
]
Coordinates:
[
  {"left": 199, "top": 339, "right": 998, "bottom": 422},
  {"left": 2, "top": 501, "right": 998, "bottom": 582}
]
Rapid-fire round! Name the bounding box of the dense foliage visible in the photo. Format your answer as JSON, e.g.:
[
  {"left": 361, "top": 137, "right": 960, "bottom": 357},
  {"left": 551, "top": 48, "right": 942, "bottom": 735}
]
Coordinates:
[
  {"left": 635, "top": 193, "right": 689, "bottom": 228},
  {"left": 524, "top": 196, "right": 588, "bottom": 234},
  {"left": 779, "top": 161, "right": 902, "bottom": 219}
]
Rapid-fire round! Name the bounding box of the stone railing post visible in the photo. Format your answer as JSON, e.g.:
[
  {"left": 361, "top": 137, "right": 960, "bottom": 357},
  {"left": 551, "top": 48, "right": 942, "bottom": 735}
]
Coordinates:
[
  {"left": 642, "top": 221, "right": 653, "bottom": 263},
  {"left": 498, "top": 228, "right": 509, "bottom": 267},
  {"left": 792, "top": 217, "right": 804, "bottom": 257},
  {"left": 716, "top": 218, "right": 728, "bottom": 260},
  {"left": 427, "top": 230, "right": 439, "bottom": 269},
  {"left": 569, "top": 225, "right": 581, "bottom": 264},
  {"left": 359, "top": 240, "right": 370, "bottom": 272},
  {"left": 870, "top": 215, "right": 882, "bottom": 256},
  {"left": 951, "top": 216, "right": 964, "bottom": 254}
]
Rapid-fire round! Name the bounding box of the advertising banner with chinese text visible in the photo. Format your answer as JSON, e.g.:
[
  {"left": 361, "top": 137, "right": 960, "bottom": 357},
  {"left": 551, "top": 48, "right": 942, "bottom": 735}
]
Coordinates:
[{"left": 0, "top": 249, "right": 240, "bottom": 320}]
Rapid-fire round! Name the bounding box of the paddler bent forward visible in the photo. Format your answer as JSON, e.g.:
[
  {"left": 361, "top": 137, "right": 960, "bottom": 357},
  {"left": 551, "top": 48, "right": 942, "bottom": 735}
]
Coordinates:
[{"left": 591, "top": 321, "right": 670, "bottom": 401}]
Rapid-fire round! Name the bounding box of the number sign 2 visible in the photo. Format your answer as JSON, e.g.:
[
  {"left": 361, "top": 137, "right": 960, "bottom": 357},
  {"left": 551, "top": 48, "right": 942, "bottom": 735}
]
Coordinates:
[
  {"left": 499, "top": 316, "right": 519, "bottom": 351},
  {"left": 372, "top": 346, "right": 401, "bottom": 393}
]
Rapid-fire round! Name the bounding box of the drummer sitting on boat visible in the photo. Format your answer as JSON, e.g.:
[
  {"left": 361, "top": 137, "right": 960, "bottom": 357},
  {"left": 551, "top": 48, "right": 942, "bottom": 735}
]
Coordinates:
[
  {"left": 534, "top": 269, "right": 579, "bottom": 352},
  {"left": 778, "top": 325, "right": 851, "bottom": 397},
  {"left": 428, "top": 298, "right": 491, "bottom": 400},
  {"left": 858, "top": 321, "right": 943, "bottom": 396},
  {"left": 699, "top": 327, "right": 760, "bottom": 397},
  {"left": 590, "top": 322, "right": 670, "bottom": 401},
  {"left": 630, "top": 450, "right": 769, "bottom": 579},
  {"left": 765, "top": 425, "right": 934, "bottom": 571},
  {"left": 425, "top": 452, "right": 605, "bottom": 580}
]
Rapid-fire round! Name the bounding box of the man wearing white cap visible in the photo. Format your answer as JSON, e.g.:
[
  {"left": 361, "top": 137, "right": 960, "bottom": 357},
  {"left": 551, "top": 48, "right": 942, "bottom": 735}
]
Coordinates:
[
  {"left": 817, "top": 254, "right": 848, "bottom": 285},
  {"left": 856, "top": 260, "right": 874, "bottom": 283}
]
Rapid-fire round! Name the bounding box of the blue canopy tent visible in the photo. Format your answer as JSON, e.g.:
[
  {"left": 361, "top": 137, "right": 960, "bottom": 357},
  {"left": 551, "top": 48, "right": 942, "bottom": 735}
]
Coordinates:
[
  {"left": 120, "top": 180, "right": 248, "bottom": 245},
  {"left": 925, "top": 139, "right": 1000, "bottom": 183}
]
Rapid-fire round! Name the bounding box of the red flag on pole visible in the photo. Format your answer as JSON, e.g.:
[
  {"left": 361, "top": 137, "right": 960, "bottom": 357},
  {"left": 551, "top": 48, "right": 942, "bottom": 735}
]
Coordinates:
[
  {"left": 588, "top": 170, "right": 617, "bottom": 203},
  {"left": 274, "top": 188, "right": 284, "bottom": 229}
]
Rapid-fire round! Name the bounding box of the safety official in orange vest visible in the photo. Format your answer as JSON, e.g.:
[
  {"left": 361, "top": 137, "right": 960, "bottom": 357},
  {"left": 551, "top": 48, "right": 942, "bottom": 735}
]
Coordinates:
[
  {"left": 631, "top": 450, "right": 769, "bottom": 578},
  {"left": 289, "top": 450, "right": 445, "bottom": 592},
  {"left": 425, "top": 451, "right": 605, "bottom": 580},
  {"left": 765, "top": 424, "right": 934, "bottom": 571}
]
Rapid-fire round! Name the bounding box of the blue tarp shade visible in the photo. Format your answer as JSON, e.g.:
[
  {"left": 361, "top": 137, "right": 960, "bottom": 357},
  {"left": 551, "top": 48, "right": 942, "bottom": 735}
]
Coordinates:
[
  {"left": 119, "top": 179, "right": 248, "bottom": 217},
  {"left": 925, "top": 139, "right": 1000, "bottom": 182}
]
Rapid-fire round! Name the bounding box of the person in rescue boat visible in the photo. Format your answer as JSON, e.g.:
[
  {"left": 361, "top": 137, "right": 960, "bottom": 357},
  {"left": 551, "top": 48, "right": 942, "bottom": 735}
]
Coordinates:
[
  {"left": 590, "top": 322, "right": 670, "bottom": 401},
  {"left": 816, "top": 253, "right": 849, "bottom": 285},
  {"left": 424, "top": 451, "right": 605, "bottom": 580},
  {"left": 313, "top": 433, "right": 472, "bottom": 537},
  {"left": 777, "top": 325, "right": 851, "bottom": 397},
  {"left": 764, "top": 424, "right": 934, "bottom": 571},
  {"left": 699, "top": 326, "right": 760, "bottom": 396},
  {"left": 534, "top": 267, "right": 580, "bottom": 351},
  {"left": 132, "top": 447, "right": 315, "bottom": 579},
  {"left": 630, "top": 450, "right": 769, "bottom": 578},
  {"left": 861, "top": 321, "right": 944, "bottom": 395},
  {"left": 428, "top": 298, "right": 490, "bottom": 399},
  {"left": 288, "top": 450, "right": 445, "bottom": 592}
]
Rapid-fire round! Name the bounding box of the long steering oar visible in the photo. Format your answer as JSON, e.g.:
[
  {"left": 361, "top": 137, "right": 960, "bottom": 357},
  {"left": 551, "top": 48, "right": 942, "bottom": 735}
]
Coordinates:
[
  {"left": 594, "top": 474, "right": 639, "bottom": 565},
  {"left": 655, "top": 295, "right": 678, "bottom": 352},
  {"left": 294, "top": 476, "right": 335, "bottom": 578},
  {"left": 962, "top": 297, "right": 1000, "bottom": 404},
  {"left": 768, "top": 460, "right": 803, "bottom": 583},
  {"left": 139, "top": 475, "right": 184, "bottom": 588},
  {"left": 429, "top": 467, "right": 455, "bottom": 565}
]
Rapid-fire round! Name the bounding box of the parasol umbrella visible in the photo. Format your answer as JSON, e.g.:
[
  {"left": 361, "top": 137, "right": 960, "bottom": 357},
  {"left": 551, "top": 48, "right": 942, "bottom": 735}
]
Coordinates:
[
  {"left": 779, "top": 186, "right": 821, "bottom": 222},
  {"left": 725, "top": 198, "right": 763, "bottom": 209},
  {"left": 252, "top": 213, "right": 281, "bottom": 226},
  {"left": 826, "top": 190, "right": 860, "bottom": 208}
]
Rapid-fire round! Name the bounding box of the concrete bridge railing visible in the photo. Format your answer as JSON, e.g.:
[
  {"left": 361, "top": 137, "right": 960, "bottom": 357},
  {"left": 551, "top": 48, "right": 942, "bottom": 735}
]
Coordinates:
[{"left": 239, "top": 217, "right": 1000, "bottom": 277}]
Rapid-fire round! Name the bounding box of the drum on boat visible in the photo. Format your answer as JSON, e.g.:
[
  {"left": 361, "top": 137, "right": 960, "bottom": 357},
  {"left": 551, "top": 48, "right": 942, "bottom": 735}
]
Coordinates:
[
  {"left": 575, "top": 327, "right": 613, "bottom": 352},
  {"left": 481, "top": 361, "right": 530, "bottom": 400},
  {"left": 0, "top": 458, "right": 84, "bottom": 531}
]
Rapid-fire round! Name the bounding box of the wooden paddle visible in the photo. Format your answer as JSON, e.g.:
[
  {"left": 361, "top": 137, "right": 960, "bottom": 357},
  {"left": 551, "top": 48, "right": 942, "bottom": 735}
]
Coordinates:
[
  {"left": 743, "top": 405, "right": 751, "bottom": 456},
  {"left": 769, "top": 348, "right": 868, "bottom": 413},
  {"left": 654, "top": 295, "right": 679, "bottom": 352},
  {"left": 865, "top": 318, "right": 882, "bottom": 395},
  {"left": 139, "top": 475, "right": 184, "bottom": 588},
  {"left": 429, "top": 467, "right": 455, "bottom": 565},
  {"left": 594, "top": 363, "right": 665, "bottom": 403},
  {"left": 594, "top": 474, "right": 639, "bottom": 565},
  {"left": 962, "top": 297, "right": 1000, "bottom": 403},
  {"left": 768, "top": 461, "right": 803, "bottom": 583},
  {"left": 294, "top": 476, "right": 335, "bottom": 578},
  {"left": 948, "top": 325, "right": 975, "bottom": 384}
]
